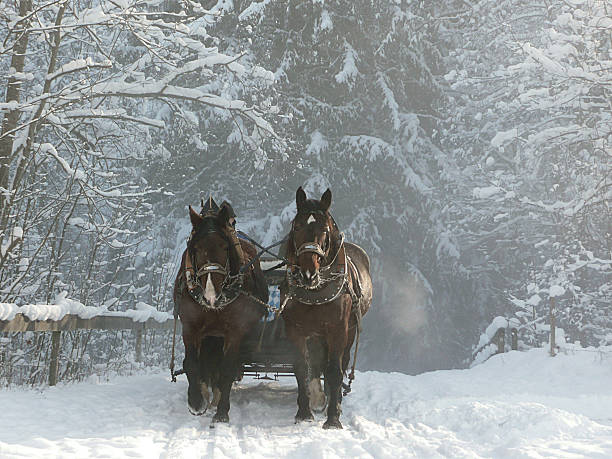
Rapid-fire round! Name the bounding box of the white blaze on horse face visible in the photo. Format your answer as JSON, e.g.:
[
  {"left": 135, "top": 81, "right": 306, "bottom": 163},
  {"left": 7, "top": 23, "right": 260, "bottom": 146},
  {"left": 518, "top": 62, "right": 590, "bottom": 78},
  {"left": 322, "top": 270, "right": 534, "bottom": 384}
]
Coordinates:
[
  {"left": 204, "top": 274, "right": 216, "bottom": 306},
  {"left": 307, "top": 214, "right": 316, "bottom": 224}
]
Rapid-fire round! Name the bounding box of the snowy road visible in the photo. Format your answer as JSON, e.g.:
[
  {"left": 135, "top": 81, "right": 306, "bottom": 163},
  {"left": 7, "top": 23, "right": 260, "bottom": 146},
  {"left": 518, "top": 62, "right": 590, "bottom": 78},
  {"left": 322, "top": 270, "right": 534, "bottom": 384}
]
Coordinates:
[{"left": 2, "top": 348, "right": 612, "bottom": 458}]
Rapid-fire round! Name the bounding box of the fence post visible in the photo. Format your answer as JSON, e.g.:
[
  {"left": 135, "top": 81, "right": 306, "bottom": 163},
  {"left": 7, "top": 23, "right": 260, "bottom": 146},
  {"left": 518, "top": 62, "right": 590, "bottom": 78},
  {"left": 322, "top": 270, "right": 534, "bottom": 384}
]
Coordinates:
[
  {"left": 511, "top": 328, "right": 518, "bottom": 350},
  {"left": 550, "top": 297, "right": 556, "bottom": 357},
  {"left": 135, "top": 327, "right": 143, "bottom": 363},
  {"left": 495, "top": 328, "right": 505, "bottom": 354},
  {"left": 48, "top": 331, "right": 61, "bottom": 386}
]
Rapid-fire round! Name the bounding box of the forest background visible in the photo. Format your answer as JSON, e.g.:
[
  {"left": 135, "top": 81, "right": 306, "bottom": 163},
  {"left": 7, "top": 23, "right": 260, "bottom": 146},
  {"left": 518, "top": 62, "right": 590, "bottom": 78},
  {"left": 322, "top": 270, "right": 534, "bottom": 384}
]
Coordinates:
[{"left": 0, "top": 0, "right": 609, "bottom": 384}]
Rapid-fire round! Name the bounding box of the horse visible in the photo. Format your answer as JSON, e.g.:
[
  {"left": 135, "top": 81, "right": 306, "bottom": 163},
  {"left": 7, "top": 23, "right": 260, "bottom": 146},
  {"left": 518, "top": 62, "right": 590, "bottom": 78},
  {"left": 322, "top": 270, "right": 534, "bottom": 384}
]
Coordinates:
[
  {"left": 173, "top": 198, "right": 269, "bottom": 423},
  {"left": 280, "top": 187, "right": 373, "bottom": 429}
]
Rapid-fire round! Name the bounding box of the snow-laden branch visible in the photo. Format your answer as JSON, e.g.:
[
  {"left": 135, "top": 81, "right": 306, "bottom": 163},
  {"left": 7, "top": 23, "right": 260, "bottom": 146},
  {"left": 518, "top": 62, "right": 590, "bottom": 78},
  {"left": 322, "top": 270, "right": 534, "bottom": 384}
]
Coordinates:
[
  {"left": 377, "top": 72, "right": 401, "bottom": 131},
  {"left": 88, "top": 80, "right": 276, "bottom": 136},
  {"left": 46, "top": 57, "right": 112, "bottom": 82},
  {"left": 341, "top": 134, "right": 429, "bottom": 193},
  {"left": 41, "top": 143, "right": 86, "bottom": 181},
  {"left": 63, "top": 109, "right": 166, "bottom": 129},
  {"left": 519, "top": 178, "right": 611, "bottom": 217},
  {"left": 335, "top": 40, "right": 358, "bottom": 87}
]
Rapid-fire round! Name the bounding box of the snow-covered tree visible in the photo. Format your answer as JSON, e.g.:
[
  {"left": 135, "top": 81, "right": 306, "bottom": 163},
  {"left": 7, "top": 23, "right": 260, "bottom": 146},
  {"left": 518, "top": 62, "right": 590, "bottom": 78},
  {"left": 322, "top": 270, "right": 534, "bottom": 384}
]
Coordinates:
[
  {"left": 440, "top": 0, "right": 611, "bottom": 350},
  {"left": 228, "top": 0, "right": 477, "bottom": 372},
  {"left": 0, "top": 0, "right": 276, "bottom": 308}
]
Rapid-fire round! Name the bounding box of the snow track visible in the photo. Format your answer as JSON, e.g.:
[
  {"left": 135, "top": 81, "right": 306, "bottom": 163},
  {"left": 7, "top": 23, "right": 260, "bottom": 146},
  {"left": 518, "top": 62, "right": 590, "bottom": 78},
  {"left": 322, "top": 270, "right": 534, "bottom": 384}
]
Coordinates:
[{"left": 2, "top": 348, "right": 612, "bottom": 458}]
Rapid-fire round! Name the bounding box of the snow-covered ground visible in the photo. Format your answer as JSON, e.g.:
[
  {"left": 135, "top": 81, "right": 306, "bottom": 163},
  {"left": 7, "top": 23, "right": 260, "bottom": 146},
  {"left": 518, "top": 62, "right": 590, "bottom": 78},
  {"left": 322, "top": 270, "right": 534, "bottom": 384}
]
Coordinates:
[{"left": 2, "top": 347, "right": 612, "bottom": 458}]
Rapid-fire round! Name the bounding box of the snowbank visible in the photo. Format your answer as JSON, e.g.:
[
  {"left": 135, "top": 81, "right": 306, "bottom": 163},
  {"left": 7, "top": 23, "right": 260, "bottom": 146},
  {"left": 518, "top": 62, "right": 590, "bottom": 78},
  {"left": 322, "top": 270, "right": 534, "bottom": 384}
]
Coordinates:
[{"left": 1, "top": 346, "right": 612, "bottom": 458}]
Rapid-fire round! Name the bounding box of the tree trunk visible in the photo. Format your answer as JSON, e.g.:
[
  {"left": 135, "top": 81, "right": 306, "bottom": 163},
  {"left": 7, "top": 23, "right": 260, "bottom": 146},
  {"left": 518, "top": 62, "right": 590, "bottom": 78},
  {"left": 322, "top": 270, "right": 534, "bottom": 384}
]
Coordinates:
[
  {"left": 550, "top": 297, "right": 556, "bottom": 357},
  {"left": 9, "top": 3, "right": 67, "bottom": 205},
  {"left": 0, "top": 0, "right": 33, "bottom": 209}
]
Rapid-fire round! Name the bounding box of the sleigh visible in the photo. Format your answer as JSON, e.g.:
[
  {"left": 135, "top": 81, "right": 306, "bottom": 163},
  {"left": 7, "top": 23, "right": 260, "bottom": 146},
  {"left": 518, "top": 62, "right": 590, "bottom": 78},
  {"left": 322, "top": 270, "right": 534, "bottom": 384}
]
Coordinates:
[{"left": 238, "top": 258, "right": 296, "bottom": 379}]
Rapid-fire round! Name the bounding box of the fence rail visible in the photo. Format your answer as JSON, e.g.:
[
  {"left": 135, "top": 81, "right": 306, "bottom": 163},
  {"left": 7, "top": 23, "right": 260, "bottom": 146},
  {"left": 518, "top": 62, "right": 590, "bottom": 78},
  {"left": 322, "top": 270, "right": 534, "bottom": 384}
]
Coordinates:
[
  {"left": 0, "top": 313, "right": 174, "bottom": 333},
  {"left": 1, "top": 313, "right": 176, "bottom": 386}
]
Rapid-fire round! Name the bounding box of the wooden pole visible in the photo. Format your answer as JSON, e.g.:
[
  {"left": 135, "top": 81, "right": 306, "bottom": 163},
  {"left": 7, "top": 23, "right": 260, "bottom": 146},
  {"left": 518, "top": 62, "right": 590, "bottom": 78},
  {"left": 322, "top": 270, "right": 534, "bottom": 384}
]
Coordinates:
[
  {"left": 495, "top": 328, "right": 505, "bottom": 354},
  {"left": 48, "top": 331, "right": 61, "bottom": 386},
  {"left": 135, "top": 327, "right": 143, "bottom": 363},
  {"left": 550, "top": 297, "right": 556, "bottom": 357},
  {"left": 511, "top": 328, "right": 518, "bottom": 350}
]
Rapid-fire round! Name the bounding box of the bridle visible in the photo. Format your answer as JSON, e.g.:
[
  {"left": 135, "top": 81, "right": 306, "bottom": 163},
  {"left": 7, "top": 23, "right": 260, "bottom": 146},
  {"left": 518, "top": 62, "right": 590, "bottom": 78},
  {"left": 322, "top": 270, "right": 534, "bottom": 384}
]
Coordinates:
[
  {"left": 289, "top": 210, "right": 346, "bottom": 288},
  {"left": 291, "top": 210, "right": 332, "bottom": 260},
  {"left": 184, "top": 216, "right": 243, "bottom": 309}
]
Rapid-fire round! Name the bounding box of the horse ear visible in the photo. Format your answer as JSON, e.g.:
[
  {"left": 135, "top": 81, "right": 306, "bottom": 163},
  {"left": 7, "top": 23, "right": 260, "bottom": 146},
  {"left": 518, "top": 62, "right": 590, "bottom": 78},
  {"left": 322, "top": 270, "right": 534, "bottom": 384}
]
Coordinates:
[
  {"left": 210, "top": 197, "right": 219, "bottom": 212},
  {"left": 189, "top": 205, "right": 203, "bottom": 227},
  {"left": 218, "top": 201, "right": 236, "bottom": 227},
  {"left": 296, "top": 186, "right": 307, "bottom": 212},
  {"left": 201, "top": 196, "right": 220, "bottom": 215},
  {"left": 320, "top": 188, "right": 332, "bottom": 211}
]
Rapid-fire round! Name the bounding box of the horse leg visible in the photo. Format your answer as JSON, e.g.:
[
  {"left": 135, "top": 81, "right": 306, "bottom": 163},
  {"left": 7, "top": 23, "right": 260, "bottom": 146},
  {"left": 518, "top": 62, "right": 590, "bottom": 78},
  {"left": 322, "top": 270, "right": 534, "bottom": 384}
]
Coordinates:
[
  {"left": 342, "top": 326, "right": 357, "bottom": 374},
  {"left": 212, "top": 337, "right": 241, "bottom": 424},
  {"left": 183, "top": 331, "right": 207, "bottom": 415},
  {"left": 287, "top": 328, "right": 314, "bottom": 422},
  {"left": 323, "top": 326, "right": 348, "bottom": 429},
  {"left": 208, "top": 337, "right": 224, "bottom": 408},
  {"left": 198, "top": 336, "right": 223, "bottom": 411},
  {"left": 307, "top": 338, "right": 327, "bottom": 412}
]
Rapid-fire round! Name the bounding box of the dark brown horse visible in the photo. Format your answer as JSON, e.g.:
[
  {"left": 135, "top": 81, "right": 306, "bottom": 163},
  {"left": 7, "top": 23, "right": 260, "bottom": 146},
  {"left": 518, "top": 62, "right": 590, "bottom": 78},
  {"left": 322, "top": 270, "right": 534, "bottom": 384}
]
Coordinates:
[
  {"left": 281, "top": 187, "right": 372, "bottom": 429},
  {"left": 173, "top": 200, "right": 268, "bottom": 423}
]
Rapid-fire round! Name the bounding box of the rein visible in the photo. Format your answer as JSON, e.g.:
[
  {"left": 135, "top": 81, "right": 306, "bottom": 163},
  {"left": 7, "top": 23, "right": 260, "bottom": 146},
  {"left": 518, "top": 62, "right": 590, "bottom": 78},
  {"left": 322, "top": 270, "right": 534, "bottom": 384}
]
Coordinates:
[{"left": 237, "top": 231, "right": 288, "bottom": 274}]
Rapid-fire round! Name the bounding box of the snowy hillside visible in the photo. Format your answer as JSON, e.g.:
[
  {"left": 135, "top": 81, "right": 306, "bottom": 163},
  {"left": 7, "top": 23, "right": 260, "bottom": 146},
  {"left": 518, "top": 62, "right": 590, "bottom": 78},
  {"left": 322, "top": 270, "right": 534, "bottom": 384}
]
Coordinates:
[{"left": 2, "top": 347, "right": 612, "bottom": 458}]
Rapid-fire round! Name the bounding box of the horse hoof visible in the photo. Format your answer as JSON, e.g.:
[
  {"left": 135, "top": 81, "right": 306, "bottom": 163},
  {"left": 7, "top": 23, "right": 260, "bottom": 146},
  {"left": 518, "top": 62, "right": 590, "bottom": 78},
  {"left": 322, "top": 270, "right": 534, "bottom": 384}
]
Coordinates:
[
  {"left": 323, "top": 419, "right": 343, "bottom": 430},
  {"left": 309, "top": 378, "right": 327, "bottom": 413},
  {"left": 213, "top": 412, "right": 229, "bottom": 423},
  {"left": 295, "top": 411, "right": 314, "bottom": 423},
  {"left": 188, "top": 404, "right": 207, "bottom": 416},
  {"left": 188, "top": 385, "right": 209, "bottom": 416}
]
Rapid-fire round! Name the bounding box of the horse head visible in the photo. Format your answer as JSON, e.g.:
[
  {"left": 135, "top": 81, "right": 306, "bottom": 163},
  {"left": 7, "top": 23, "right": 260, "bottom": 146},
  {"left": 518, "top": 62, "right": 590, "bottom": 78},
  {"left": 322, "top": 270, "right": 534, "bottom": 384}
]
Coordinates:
[
  {"left": 289, "top": 187, "right": 340, "bottom": 288},
  {"left": 187, "top": 201, "right": 240, "bottom": 307}
]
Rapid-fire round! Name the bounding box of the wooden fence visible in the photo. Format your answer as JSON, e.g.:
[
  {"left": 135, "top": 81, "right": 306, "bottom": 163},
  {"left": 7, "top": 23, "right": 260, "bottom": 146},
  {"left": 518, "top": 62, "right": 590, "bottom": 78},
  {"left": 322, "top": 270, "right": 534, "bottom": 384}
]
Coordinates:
[
  {"left": 472, "top": 326, "right": 519, "bottom": 365},
  {"left": 0, "top": 313, "right": 176, "bottom": 386}
]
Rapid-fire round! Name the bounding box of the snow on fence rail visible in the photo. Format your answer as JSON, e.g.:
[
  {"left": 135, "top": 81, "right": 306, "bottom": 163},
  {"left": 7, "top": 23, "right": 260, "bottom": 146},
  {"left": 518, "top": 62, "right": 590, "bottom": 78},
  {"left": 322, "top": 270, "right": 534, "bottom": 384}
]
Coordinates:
[
  {"left": 0, "top": 297, "right": 176, "bottom": 386},
  {"left": 471, "top": 318, "right": 519, "bottom": 367}
]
